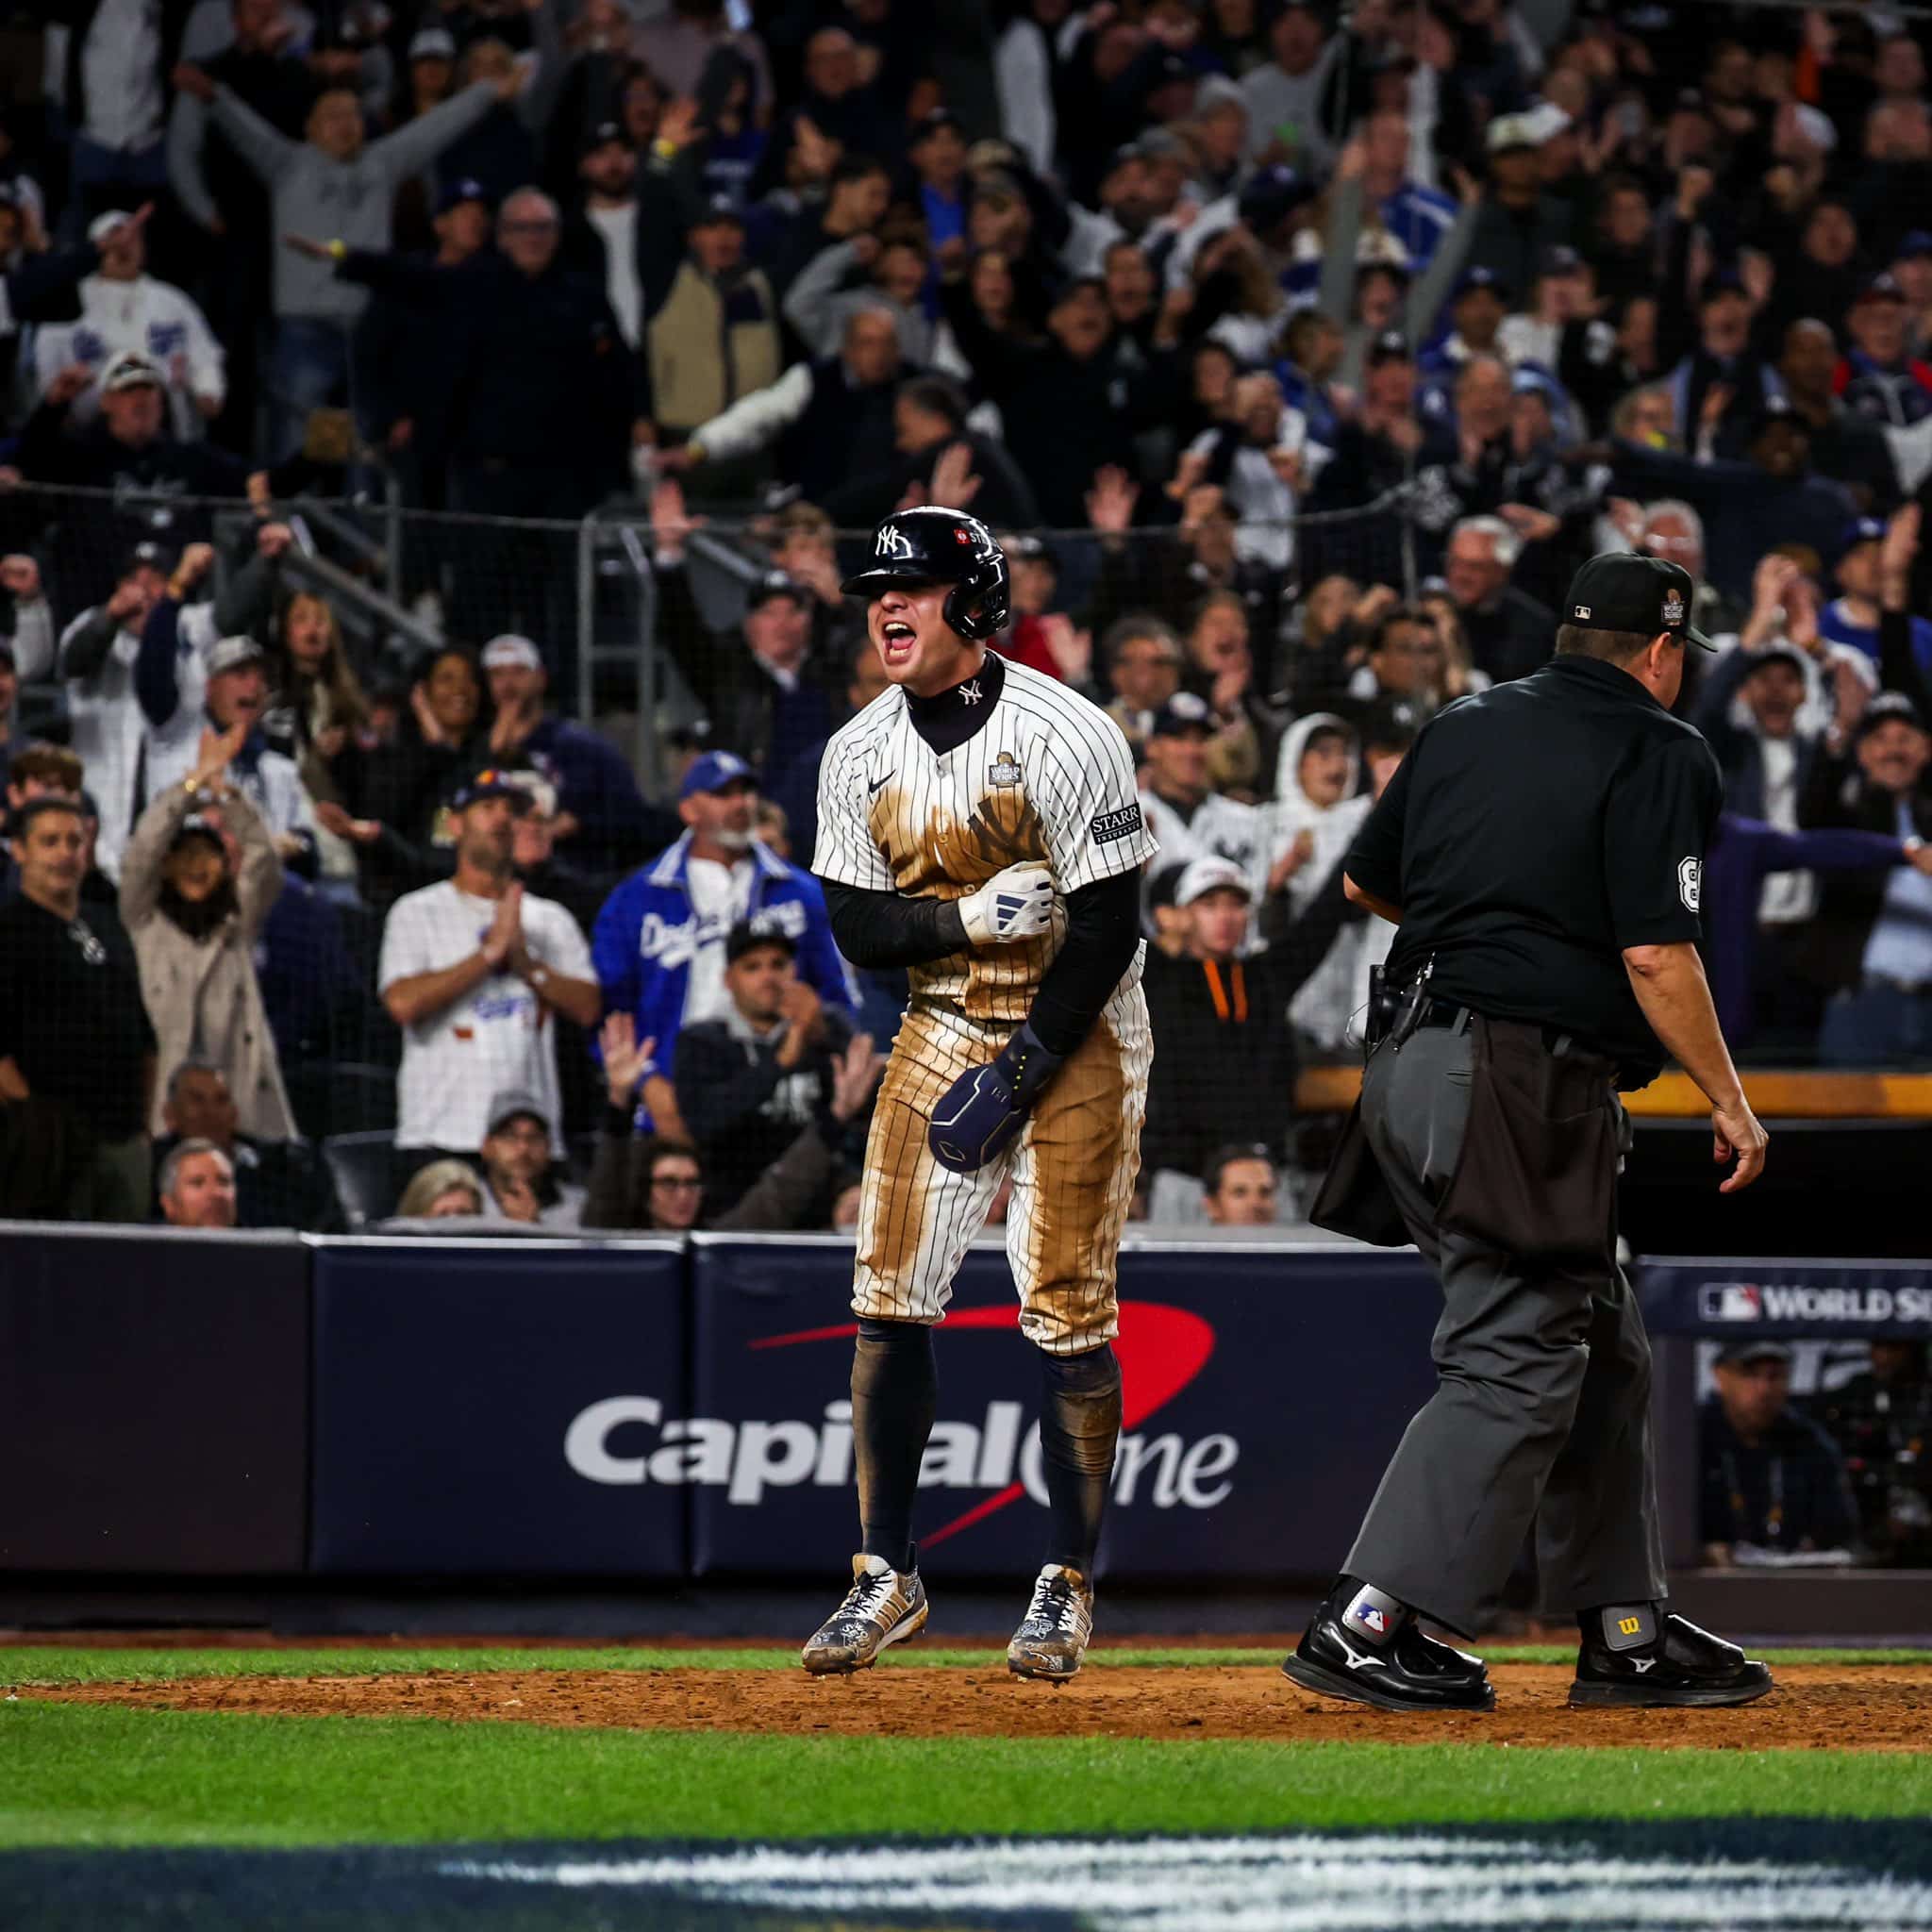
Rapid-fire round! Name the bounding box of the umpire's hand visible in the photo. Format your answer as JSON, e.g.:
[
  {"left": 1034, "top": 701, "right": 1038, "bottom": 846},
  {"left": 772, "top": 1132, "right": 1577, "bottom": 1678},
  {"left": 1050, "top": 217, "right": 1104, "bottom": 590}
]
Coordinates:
[
  {"left": 958, "top": 861, "right": 1056, "bottom": 946},
  {"left": 1712, "top": 1093, "right": 1769, "bottom": 1194}
]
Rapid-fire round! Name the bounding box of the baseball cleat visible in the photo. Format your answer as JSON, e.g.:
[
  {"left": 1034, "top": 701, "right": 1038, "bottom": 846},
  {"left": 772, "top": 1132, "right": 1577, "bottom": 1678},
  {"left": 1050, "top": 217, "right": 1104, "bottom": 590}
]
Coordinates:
[
  {"left": 1569, "top": 1608, "right": 1774, "bottom": 1708},
  {"left": 1008, "top": 1563, "right": 1094, "bottom": 1681},
  {"left": 1282, "top": 1579, "right": 1495, "bottom": 1713},
  {"left": 800, "top": 1554, "right": 928, "bottom": 1674}
]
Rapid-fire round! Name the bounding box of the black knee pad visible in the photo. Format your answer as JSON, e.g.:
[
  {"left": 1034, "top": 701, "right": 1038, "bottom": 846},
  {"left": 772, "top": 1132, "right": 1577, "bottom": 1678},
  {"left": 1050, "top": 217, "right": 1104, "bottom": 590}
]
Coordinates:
[
  {"left": 857, "top": 1316, "right": 932, "bottom": 1350},
  {"left": 1041, "top": 1341, "right": 1122, "bottom": 1397},
  {"left": 852, "top": 1317, "right": 936, "bottom": 1400}
]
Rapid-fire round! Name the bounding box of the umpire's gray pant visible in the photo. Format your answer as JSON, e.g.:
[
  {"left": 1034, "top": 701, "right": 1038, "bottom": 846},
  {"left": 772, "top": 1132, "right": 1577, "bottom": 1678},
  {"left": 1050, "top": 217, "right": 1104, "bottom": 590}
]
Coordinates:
[{"left": 1343, "top": 1024, "right": 1666, "bottom": 1634}]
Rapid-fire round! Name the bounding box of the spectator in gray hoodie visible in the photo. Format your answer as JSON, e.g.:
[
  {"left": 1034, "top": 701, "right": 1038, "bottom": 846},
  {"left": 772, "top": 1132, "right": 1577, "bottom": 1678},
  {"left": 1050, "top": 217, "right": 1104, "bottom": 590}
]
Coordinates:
[
  {"left": 782, "top": 230, "right": 936, "bottom": 365},
  {"left": 172, "top": 58, "right": 521, "bottom": 458}
]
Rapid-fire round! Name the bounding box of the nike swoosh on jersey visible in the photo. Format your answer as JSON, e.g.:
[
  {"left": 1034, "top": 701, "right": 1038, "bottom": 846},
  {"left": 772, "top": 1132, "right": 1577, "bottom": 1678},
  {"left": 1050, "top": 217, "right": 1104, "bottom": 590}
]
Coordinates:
[{"left": 867, "top": 772, "right": 893, "bottom": 795}]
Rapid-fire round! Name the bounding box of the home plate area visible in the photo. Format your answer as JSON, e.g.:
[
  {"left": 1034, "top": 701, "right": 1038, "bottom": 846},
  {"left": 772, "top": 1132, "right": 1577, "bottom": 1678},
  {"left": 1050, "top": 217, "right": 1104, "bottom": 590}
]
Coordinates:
[{"left": 11, "top": 1822, "right": 1932, "bottom": 1932}]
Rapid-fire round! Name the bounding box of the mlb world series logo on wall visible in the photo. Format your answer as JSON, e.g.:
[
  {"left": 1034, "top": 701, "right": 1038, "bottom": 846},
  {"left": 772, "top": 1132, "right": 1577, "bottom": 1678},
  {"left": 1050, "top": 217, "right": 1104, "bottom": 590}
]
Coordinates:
[{"left": 1698, "top": 1280, "right": 1932, "bottom": 1324}]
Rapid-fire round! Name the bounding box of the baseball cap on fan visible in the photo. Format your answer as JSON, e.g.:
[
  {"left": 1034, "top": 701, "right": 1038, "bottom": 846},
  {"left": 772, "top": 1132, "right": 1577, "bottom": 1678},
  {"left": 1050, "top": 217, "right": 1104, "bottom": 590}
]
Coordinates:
[
  {"left": 485, "top": 1089, "right": 552, "bottom": 1137},
  {"left": 680, "top": 749, "right": 756, "bottom": 799},
  {"left": 87, "top": 208, "right": 137, "bottom": 245},
  {"left": 206, "top": 635, "right": 266, "bottom": 676},
  {"left": 1149, "top": 691, "right": 1216, "bottom": 739},
  {"left": 101, "top": 350, "right": 162, "bottom": 393},
  {"left": 437, "top": 175, "right": 491, "bottom": 215},
  {"left": 1563, "top": 553, "right": 1716, "bottom": 652},
  {"left": 724, "top": 917, "right": 797, "bottom": 965},
  {"left": 1175, "top": 855, "right": 1253, "bottom": 908},
  {"left": 481, "top": 633, "right": 543, "bottom": 672},
  {"left": 1714, "top": 1339, "right": 1792, "bottom": 1368},
  {"left": 745, "top": 570, "right": 810, "bottom": 612},
  {"left": 449, "top": 769, "right": 535, "bottom": 812}
]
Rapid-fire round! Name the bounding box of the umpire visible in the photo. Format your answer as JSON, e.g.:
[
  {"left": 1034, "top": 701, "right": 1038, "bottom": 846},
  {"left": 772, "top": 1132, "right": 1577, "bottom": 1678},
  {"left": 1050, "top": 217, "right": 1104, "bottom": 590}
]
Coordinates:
[{"left": 1293, "top": 554, "right": 1773, "bottom": 1714}]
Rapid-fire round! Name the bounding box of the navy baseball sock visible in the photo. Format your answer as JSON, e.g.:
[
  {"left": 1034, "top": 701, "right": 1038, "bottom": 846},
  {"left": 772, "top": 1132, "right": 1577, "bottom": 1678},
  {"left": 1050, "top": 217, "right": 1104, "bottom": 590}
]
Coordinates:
[
  {"left": 851, "top": 1317, "right": 937, "bottom": 1576},
  {"left": 1038, "top": 1343, "right": 1123, "bottom": 1574}
]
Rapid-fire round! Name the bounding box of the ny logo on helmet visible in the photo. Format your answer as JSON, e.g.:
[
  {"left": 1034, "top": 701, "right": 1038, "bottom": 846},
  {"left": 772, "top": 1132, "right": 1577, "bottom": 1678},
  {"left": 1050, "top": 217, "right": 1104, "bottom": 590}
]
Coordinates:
[{"left": 875, "top": 524, "right": 917, "bottom": 560}]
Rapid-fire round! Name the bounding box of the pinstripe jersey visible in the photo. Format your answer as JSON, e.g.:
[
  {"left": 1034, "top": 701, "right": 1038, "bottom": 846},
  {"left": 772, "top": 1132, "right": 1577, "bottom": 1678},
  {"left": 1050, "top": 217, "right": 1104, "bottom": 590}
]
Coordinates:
[{"left": 813, "top": 656, "right": 1160, "bottom": 1024}]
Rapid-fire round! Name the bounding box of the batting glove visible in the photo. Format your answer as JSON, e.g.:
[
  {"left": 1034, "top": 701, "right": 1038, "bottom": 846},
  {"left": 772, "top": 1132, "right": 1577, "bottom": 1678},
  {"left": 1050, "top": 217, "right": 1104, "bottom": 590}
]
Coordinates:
[
  {"left": 928, "top": 1022, "right": 1064, "bottom": 1174},
  {"left": 958, "top": 860, "right": 1057, "bottom": 946}
]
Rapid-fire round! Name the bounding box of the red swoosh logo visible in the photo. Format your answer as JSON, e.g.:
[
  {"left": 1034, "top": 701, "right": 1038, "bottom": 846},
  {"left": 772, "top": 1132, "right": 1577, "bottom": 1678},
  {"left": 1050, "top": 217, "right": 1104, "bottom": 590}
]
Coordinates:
[{"left": 750, "top": 1302, "right": 1215, "bottom": 1546}]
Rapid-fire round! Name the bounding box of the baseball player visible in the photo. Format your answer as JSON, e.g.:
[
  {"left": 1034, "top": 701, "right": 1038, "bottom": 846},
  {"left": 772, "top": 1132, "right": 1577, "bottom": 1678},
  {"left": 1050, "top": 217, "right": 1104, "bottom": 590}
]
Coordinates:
[{"left": 801, "top": 507, "right": 1158, "bottom": 1681}]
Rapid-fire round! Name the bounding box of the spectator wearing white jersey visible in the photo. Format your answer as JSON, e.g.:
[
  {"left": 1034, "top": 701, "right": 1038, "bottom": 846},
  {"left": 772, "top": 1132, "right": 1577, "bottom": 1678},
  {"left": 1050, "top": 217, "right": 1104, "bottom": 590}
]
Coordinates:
[
  {"left": 137, "top": 616, "right": 317, "bottom": 870},
  {"left": 32, "top": 208, "right": 225, "bottom": 440},
  {"left": 380, "top": 771, "right": 600, "bottom": 1171},
  {"left": 1135, "top": 692, "right": 1268, "bottom": 916},
  {"left": 58, "top": 534, "right": 273, "bottom": 878}
]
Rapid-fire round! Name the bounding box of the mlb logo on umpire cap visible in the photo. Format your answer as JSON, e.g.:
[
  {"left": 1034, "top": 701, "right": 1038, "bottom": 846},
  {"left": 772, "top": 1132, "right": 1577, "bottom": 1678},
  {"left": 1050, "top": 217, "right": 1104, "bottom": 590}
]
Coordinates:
[{"left": 1564, "top": 553, "right": 1717, "bottom": 650}]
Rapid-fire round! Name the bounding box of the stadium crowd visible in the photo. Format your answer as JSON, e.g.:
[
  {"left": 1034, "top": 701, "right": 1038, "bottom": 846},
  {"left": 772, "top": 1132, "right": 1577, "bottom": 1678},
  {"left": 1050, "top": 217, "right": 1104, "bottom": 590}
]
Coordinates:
[{"left": 3, "top": 0, "right": 1932, "bottom": 1294}]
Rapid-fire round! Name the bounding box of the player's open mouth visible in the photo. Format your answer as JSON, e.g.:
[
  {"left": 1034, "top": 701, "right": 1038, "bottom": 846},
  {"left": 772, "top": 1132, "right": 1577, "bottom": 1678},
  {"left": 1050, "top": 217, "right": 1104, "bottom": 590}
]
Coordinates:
[{"left": 881, "top": 621, "right": 917, "bottom": 658}]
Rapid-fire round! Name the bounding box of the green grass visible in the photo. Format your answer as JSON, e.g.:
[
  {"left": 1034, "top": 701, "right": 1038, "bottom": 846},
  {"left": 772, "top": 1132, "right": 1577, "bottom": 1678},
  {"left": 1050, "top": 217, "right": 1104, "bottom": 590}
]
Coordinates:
[
  {"left": 6, "top": 1702, "right": 1932, "bottom": 1850},
  {"left": 2, "top": 1644, "right": 1921, "bottom": 1688}
]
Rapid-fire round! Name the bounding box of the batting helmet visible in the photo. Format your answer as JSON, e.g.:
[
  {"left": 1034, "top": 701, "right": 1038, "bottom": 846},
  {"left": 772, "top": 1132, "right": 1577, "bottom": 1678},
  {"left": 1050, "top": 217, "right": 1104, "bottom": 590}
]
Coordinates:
[{"left": 840, "top": 506, "right": 1011, "bottom": 641}]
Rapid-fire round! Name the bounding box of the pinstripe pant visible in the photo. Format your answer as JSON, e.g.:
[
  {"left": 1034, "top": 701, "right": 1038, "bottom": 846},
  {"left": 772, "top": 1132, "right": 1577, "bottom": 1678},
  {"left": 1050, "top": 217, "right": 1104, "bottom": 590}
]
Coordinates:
[{"left": 852, "top": 977, "right": 1152, "bottom": 1356}]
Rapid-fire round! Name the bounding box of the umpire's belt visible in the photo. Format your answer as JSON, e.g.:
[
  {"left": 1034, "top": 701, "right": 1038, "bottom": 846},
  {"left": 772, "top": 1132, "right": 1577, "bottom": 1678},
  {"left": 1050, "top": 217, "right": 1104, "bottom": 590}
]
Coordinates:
[
  {"left": 1412, "top": 996, "right": 1605, "bottom": 1064},
  {"left": 1314, "top": 1008, "right": 1623, "bottom": 1268}
]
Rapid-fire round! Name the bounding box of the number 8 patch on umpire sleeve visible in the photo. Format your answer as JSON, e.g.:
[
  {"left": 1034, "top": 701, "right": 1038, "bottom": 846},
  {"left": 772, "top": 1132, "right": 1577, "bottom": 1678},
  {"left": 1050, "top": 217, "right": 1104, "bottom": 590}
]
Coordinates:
[{"left": 1677, "top": 857, "right": 1701, "bottom": 912}]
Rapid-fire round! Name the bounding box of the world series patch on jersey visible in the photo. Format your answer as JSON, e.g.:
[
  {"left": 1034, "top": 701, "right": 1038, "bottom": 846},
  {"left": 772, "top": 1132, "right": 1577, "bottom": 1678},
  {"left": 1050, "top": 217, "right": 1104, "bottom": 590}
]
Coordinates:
[{"left": 813, "top": 658, "right": 1159, "bottom": 1021}]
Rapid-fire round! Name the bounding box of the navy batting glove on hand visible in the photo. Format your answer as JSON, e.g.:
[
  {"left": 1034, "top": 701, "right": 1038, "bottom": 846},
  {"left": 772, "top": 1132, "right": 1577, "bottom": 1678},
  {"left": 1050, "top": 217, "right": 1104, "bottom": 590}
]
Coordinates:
[{"left": 928, "top": 1022, "right": 1064, "bottom": 1174}]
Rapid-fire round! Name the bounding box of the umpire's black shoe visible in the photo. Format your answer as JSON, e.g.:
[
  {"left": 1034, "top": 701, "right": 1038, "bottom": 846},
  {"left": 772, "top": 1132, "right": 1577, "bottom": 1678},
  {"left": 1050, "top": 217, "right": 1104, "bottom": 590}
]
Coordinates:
[
  {"left": 1570, "top": 1607, "right": 1774, "bottom": 1709},
  {"left": 1281, "top": 1578, "right": 1495, "bottom": 1714}
]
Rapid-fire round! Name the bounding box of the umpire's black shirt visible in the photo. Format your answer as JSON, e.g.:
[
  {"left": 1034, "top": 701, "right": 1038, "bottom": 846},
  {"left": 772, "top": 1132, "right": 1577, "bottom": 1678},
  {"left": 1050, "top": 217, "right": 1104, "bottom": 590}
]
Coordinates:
[{"left": 1346, "top": 652, "right": 1723, "bottom": 1081}]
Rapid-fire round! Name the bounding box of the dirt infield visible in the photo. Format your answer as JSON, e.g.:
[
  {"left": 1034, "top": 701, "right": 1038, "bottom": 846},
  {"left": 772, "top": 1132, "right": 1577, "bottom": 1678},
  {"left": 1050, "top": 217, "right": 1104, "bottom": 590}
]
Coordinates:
[{"left": 33, "top": 1662, "right": 1932, "bottom": 1751}]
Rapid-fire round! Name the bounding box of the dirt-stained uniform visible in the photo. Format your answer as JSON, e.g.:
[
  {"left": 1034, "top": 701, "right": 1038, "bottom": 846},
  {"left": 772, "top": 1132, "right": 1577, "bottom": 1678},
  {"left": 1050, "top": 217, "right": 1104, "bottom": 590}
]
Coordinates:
[{"left": 813, "top": 654, "right": 1158, "bottom": 1354}]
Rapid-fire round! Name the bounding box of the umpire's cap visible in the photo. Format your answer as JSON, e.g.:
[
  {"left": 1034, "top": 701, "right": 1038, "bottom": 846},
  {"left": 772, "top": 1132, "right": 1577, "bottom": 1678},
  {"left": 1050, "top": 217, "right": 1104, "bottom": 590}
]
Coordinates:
[
  {"left": 1564, "top": 553, "right": 1716, "bottom": 652},
  {"left": 841, "top": 507, "right": 1010, "bottom": 641}
]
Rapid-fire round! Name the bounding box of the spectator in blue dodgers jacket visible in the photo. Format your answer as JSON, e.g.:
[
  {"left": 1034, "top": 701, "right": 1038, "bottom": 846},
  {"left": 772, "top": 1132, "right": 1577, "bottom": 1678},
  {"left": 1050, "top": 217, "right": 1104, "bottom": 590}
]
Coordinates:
[{"left": 591, "top": 751, "right": 856, "bottom": 1125}]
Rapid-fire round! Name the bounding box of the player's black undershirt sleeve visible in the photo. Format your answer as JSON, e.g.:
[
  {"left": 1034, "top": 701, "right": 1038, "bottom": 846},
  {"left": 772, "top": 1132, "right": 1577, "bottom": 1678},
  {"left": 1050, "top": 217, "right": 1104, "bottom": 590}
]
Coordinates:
[
  {"left": 823, "top": 879, "right": 971, "bottom": 968},
  {"left": 1026, "top": 869, "right": 1143, "bottom": 1059}
]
